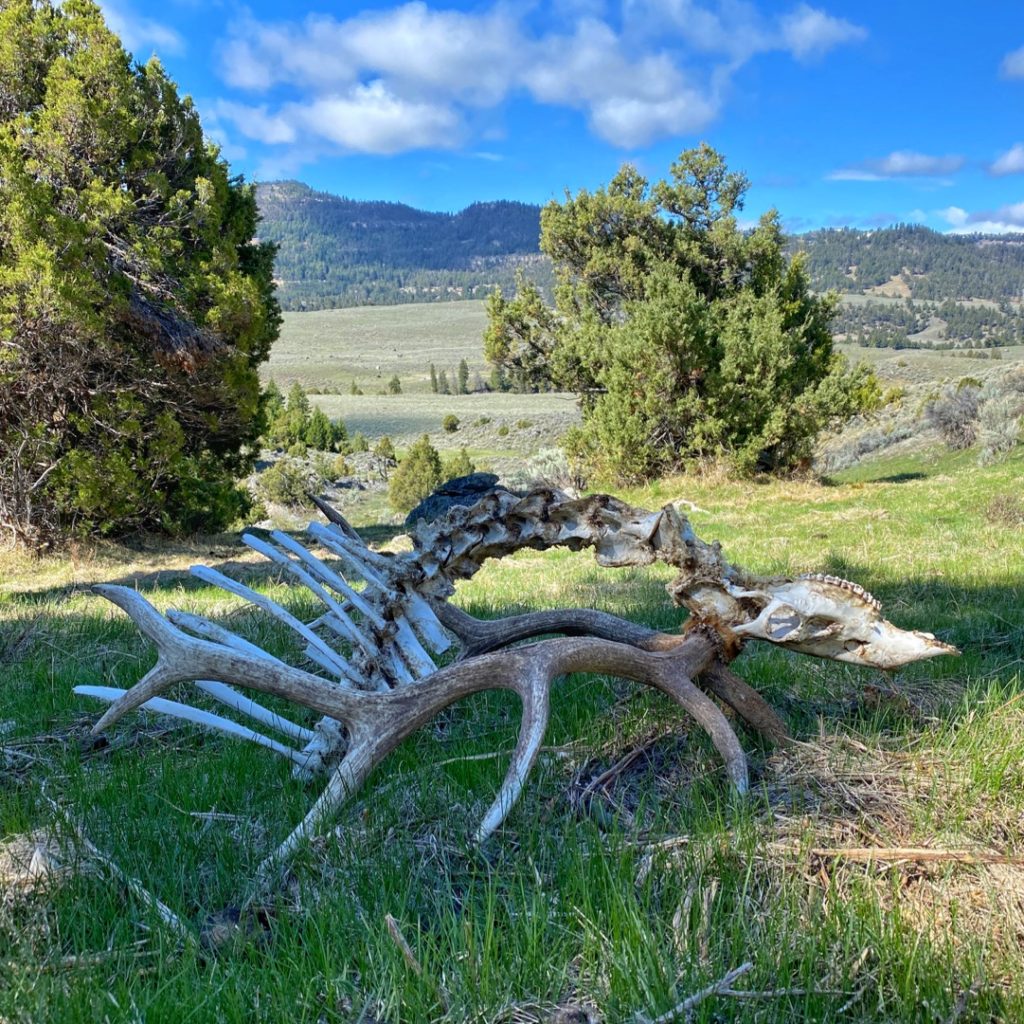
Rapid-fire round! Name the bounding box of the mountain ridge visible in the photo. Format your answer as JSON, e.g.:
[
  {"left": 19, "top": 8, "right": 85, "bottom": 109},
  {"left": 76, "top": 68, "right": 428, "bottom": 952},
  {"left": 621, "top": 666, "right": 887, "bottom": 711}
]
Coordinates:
[{"left": 256, "top": 181, "right": 1024, "bottom": 312}]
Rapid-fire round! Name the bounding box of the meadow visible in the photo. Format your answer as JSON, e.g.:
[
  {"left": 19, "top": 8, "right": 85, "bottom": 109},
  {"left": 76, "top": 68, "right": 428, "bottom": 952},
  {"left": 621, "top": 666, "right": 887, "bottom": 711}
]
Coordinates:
[
  {"left": 2, "top": 302, "right": 1023, "bottom": 1022},
  {"left": 1, "top": 442, "right": 1022, "bottom": 1022}
]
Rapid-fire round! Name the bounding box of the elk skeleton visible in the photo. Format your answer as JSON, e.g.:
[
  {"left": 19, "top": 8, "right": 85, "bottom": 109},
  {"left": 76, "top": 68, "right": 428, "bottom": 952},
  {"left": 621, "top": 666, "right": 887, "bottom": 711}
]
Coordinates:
[{"left": 78, "top": 489, "right": 956, "bottom": 873}]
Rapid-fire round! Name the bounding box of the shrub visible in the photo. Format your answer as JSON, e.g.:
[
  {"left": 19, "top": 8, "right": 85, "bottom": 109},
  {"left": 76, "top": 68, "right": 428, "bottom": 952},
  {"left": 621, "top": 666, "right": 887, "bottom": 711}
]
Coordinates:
[
  {"left": 442, "top": 414, "right": 460, "bottom": 433},
  {"left": 987, "top": 493, "right": 1024, "bottom": 528},
  {"left": 388, "top": 435, "right": 443, "bottom": 513},
  {"left": 258, "top": 459, "right": 313, "bottom": 507},
  {"left": 515, "top": 419, "right": 534, "bottom": 430},
  {"left": 442, "top": 448, "right": 476, "bottom": 480},
  {"left": 350, "top": 433, "right": 369, "bottom": 453},
  {"left": 924, "top": 384, "right": 982, "bottom": 449},
  {"left": 977, "top": 395, "right": 1022, "bottom": 464},
  {"left": 387, "top": 375, "right": 402, "bottom": 395},
  {"left": 497, "top": 425, "right": 510, "bottom": 437}
]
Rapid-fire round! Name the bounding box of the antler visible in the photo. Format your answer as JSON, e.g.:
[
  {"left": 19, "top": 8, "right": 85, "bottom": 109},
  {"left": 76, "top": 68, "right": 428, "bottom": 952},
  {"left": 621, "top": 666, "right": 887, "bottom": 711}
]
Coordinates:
[
  {"left": 87, "top": 584, "right": 742, "bottom": 873},
  {"left": 77, "top": 487, "right": 957, "bottom": 870}
]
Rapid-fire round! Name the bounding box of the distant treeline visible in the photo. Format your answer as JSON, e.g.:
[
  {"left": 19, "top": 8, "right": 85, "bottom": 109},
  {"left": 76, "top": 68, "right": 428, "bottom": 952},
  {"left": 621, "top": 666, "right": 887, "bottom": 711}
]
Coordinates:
[
  {"left": 256, "top": 186, "right": 1024, "bottom": 319},
  {"left": 792, "top": 224, "right": 1024, "bottom": 302},
  {"left": 836, "top": 297, "right": 1024, "bottom": 349},
  {"left": 256, "top": 181, "right": 553, "bottom": 309}
]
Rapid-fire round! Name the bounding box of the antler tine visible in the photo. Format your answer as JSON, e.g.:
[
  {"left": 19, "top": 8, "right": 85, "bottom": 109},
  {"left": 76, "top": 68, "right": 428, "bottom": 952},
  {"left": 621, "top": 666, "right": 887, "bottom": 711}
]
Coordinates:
[
  {"left": 474, "top": 663, "right": 551, "bottom": 844},
  {"left": 90, "top": 586, "right": 355, "bottom": 734},
  {"left": 92, "top": 584, "right": 748, "bottom": 868}
]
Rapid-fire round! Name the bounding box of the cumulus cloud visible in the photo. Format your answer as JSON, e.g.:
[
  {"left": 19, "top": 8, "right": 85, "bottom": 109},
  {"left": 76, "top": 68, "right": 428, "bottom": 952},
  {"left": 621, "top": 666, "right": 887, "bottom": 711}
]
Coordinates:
[
  {"left": 828, "top": 151, "right": 965, "bottom": 181},
  {"left": 1000, "top": 45, "right": 1024, "bottom": 79},
  {"left": 990, "top": 143, "right": 1024, "bottom": 176},
  {"left": 215, "top": 84, "right": 462, "bottom": 156},
  {"left": 213, "top": 1, "right": 866, "bottom": 156},
  {"left": 99, "top": 0, "right": 184, "bottom": 56},
  {"left": 779, "top": 4, "right": 867, "bottom": 61},
  {"left": 937, "top": 203, "right": 1024, "bottom": 235}
]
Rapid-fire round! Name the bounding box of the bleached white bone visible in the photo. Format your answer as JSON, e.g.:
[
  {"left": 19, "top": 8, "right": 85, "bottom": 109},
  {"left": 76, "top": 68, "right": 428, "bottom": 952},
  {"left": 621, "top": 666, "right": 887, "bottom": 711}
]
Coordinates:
[{"left": 74, "top": 686, "right": 309, "bottom": 766}]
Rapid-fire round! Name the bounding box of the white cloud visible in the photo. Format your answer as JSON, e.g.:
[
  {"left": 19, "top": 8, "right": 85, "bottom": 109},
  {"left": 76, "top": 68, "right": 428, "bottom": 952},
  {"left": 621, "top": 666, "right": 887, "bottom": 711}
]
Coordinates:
[
  {"left": 938, "top": 206, "right": 968, "bottom": 227},
  {"left": 938, "top": 202, "right": 1024, "bottom": 235},
  {"left": 779, "top": 4, "right": 867, "bottom": 61},
  {"left": 296, "top": 83, "right": 462, "bottom": 155},
  {"left": 213, "top": 1, "right": 866, "bottom": 155},
  {"left": 828, "top": 150, "right": 965, "bottom": 180},
  {"left": 215, "top": 84, "right": 462, "bottom": 156},
  {"left": 1000, "top": 45, "right": 1024, "bottom": 79},
  {"left": 990, "top": 143, "right": 1024, "bottom": 176},
  {"left": 99, "top": 1, "right": 184, "bottom": 56}
]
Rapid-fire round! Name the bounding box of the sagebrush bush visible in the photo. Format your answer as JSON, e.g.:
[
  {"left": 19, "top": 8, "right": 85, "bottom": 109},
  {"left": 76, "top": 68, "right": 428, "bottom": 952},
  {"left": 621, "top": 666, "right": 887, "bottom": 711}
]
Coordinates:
[
  {"left": 977, "top": 395, "right": 1022, "bottom": 464},
  {"left": 925, "top": 384, "right": 983, "bottom": 449},
  {"left": 442, "top": 414, "right": 460, "bottom": 433}
]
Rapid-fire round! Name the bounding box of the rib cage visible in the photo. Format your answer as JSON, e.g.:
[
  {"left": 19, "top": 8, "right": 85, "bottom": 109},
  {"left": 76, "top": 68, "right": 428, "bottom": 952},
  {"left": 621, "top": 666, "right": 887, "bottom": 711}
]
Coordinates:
[{"left": 75, "top": 487, "right": 957, "bottom": 871}]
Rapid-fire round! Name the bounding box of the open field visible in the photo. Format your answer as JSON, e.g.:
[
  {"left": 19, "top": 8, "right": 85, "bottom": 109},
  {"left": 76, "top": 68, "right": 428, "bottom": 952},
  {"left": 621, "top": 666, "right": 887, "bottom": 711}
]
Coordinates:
[
  {"left": 1, "top": 444, "right": 1022, "bottom": 1021},
  {"left": 268, "top": 302, "right": 490, "bottom": 394},
  {"left": 836, "top": 341, "right": 1024, "bottom": 387}
]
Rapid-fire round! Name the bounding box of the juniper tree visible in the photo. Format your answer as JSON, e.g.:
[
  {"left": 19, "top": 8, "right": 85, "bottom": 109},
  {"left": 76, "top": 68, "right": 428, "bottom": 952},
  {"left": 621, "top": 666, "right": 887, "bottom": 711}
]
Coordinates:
[
  {"left": 0, "top": 0, "right": 279, "bottom": 544},
  {"left": 485, "top": 145, "right": 876, "bottom": 481}
]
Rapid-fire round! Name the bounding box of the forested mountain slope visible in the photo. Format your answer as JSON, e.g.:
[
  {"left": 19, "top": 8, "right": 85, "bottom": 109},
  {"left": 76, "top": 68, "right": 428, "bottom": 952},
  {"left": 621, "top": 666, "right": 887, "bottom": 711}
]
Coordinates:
[
  {"left": 256, "top": 184, "right": 1024, "bottom": 312},
  {"left": 256, "top": 181, "right": 550, "bottom": 309},
  {"left": 792, "top": 224, "right": 1024, "bottom": 301}
]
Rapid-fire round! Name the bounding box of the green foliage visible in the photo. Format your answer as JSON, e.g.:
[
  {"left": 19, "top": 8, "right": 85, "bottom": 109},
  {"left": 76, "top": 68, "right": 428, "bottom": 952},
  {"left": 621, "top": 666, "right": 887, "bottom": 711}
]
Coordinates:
[
  {"left": 484, "top": 273, "right": 558, "bottom": 393},
  {"left": 257, "top": 458, "right": 312, "bottom": 506},
  {"left": 442, "top": 447, "right": 475, "bottom": 480},
  {"left": 438, "top": 370, "right": 451, "bottom": 395},
  {"left": 457, "top": 358, "right": 470, "bottom": 394},
  {"left": 429, "top": 363, "right": 438, "bottom": 393},
  {"left": 350, "top": 380, "right": 363, "bottom": 396},
  {"left": 442, "top": 414, "right": 460, "bottom": 433},
  {"left": 373, "top": 435, "right": 397, "bottom": 463},
  {"left": 487, "top": 145, "right": 874, "bottom": 481},
  {"left": 387, "top": 374, "right": 402, "bottom": 395},
  {"left": 0, "top": 0, "right": 280, "bottom": 545},
  {"left": 256, "top": 182, "right": 551, "bottom": 309},
  {"left": 350, "top": 432, "right": 369, "bottom": 453},
  {"left": 267, "top": 383, "right": 347, "bottom": 452},
  {"left": 387, "top": 434, "right": 443, "bottom": 513}
]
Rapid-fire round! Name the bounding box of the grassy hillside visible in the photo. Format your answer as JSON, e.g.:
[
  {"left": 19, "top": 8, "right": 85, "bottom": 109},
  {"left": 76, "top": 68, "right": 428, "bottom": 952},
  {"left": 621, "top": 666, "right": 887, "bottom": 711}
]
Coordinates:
[{"left": 1, "top": 446, "right": 1022, "bottom": 1021}]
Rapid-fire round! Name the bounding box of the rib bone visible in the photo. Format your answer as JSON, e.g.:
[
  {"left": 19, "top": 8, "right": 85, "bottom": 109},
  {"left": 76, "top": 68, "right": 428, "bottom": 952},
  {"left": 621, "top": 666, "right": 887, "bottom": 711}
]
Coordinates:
[{"left": 79, "top": 488, "right": 957, "bottom": 871}]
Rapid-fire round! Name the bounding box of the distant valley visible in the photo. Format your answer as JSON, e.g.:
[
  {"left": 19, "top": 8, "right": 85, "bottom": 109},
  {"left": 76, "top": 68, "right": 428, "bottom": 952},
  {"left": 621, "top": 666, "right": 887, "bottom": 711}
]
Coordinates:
[{"left": 258, "top": 181, "right": 1024, "bottom": 350}]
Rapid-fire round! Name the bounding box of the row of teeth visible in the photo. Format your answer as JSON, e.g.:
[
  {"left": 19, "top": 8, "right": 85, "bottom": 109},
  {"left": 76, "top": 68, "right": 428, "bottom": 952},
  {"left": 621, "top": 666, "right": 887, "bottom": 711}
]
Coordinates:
[{"left": 797, "top": 572, "right": 882, "bottom": 611}]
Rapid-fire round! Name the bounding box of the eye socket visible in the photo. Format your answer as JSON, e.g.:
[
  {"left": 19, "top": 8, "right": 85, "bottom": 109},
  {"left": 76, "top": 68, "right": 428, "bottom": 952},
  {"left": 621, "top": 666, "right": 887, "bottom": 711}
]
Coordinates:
[
  {"left": 766, "top": 605, "right": 801, "bottom": 640},
  {"left": 844, "top": 639, "right": 863, "bottom": 653}
]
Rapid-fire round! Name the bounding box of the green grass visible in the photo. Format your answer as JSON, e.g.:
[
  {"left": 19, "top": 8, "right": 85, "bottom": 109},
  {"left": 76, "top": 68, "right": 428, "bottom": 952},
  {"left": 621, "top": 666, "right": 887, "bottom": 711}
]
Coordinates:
[
  {"left": 1, "top": 447, "right": 1023, "bottom": 1022},
  {"left": 267, "top": 302, "right": 490, "bottom": 394}
]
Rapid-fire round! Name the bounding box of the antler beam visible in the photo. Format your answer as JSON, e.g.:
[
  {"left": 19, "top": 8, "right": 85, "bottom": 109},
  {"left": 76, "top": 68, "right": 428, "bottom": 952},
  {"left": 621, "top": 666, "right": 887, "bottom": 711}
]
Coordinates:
[{"left": 79, "top": 487, "right": 957, "bottom": 870}]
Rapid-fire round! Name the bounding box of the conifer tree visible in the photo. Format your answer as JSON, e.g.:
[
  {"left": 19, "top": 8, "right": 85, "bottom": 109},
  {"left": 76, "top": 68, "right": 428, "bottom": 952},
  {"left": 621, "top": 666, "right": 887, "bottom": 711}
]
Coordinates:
[{"left": 0, "top": 0, "right": 279, "bottom": 544}]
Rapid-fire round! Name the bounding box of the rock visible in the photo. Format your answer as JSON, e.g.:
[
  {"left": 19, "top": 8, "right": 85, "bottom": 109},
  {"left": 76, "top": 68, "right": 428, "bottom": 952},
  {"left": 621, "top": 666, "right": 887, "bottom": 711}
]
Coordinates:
[{"left": 404, "top": 472, "right": 500, "bottom": 527}]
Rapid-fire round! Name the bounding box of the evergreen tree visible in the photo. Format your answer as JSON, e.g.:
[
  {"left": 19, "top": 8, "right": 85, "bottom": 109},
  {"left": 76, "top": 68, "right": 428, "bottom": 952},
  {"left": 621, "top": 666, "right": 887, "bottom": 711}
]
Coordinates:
[
  {"left": 429, "top": 363, "right": 438, "bottom": 393},
  {"left": 0, "top": 0, "right": 279, "bottom": 544},
  {"left": 438, "top": 370, "right": 451, "bottom": 395},
  {"left": 457, "top": 359, "right": 470, "bottom": 394},
  {"left": 303, "top": 407, "right": 334, "bottom": 451},
  {"left": 387, "top": 374, "right": 402, "bottom": 395},
  {"left": 442, "top": 447, "right": 475, "bottom": 480},
  {"left": 388, "top": 434, "right": 443, "bottom": 513},
  {"left": 486, "top": 145, "right": 875, "bottom": 480}
]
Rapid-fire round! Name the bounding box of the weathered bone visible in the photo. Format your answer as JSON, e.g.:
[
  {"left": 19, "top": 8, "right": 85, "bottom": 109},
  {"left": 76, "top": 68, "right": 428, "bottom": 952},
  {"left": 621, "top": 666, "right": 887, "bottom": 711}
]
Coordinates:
[{"left": 79, "top": 488, "right": 957, "bottom": 869}]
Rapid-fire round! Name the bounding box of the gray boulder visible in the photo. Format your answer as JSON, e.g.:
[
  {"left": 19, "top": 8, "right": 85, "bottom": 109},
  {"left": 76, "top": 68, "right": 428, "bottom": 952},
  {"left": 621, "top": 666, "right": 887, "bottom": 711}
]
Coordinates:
[{"left": 404, "top": 472, "right": 500, "bottom": 527}]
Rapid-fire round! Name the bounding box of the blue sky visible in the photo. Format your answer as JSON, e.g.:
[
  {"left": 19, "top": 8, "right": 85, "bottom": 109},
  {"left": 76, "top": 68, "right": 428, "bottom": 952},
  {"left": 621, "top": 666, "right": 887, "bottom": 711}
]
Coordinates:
[{"left": 100, "top": 0, "right": 1024, "bottom": 233}]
